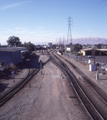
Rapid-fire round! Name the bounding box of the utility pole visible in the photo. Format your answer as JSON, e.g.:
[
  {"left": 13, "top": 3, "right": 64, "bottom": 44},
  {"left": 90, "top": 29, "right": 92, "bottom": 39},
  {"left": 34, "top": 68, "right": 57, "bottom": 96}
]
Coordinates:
[
  {"left": 63, "top": 36, "right": 65, "bottom": 46},
  {"left": 67, "top": 17, "right": 73, "bottom": 49},
  {"left": 59, "top": 38, "right": 62, "bottom": 50},
  {"left": 63, "top": 36, "right": 65, "bottom": 50}
]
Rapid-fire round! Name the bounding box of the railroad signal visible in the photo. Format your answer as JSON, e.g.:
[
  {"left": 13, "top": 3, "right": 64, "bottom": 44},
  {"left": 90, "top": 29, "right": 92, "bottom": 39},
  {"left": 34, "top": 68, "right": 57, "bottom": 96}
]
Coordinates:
[
  {"left": 40, "top": 60, "right": 42, "bottom": 68},
  {"left": 40, "top": 60, "right": 42, "bottom": 74}
]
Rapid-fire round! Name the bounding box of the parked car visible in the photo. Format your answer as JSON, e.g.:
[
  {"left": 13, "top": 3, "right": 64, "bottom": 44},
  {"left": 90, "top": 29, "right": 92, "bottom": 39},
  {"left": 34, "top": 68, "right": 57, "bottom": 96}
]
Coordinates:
[{"left": 87, "top": 55, "right": 94, "bottom": 58}]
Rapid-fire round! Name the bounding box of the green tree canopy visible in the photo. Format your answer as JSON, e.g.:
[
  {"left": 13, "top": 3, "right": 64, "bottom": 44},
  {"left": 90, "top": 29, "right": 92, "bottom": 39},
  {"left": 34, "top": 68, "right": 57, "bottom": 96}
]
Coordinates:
[
  {"left": 7, "top": 36, "right": 21, "bottom": 46},
  {"left": 74, "top": 43, "right": 82, "bottom": 52},
  {"left": 24, "top": 42, "right": 35, "bottom": 52},
  {"left": 97, "top": 44, "right": 101, "bottom": 49}
]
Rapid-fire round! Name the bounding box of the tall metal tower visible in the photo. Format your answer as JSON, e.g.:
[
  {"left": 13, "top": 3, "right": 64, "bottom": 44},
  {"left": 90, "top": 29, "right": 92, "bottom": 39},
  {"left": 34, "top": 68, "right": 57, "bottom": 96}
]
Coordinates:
[{"left": 67, "top": 17, "right": 73, "bottom": 45}]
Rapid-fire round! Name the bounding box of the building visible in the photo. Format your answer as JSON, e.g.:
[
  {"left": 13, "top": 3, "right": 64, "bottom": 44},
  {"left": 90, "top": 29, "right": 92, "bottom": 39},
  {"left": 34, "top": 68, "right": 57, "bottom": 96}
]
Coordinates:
[
  {"left": 48, "top": 43, "right": 52, "bottom": 48},
  {"left": 0, "top": 49, "right": 22, "bottom": 66},
  {"left": 0, "top": 45, "right": 7, "bottom": 49},
  {"left": 80, "top": 49, "right": 107, "bottom": 56},
  {"left": 59, "top": 45, "right": 64, "bottom": 51},
  {"left": 11, "top": 47, "right": 30, "bottom": 59},
  {"left": 65, "top": 45, "right": 74, "bottom": 52},
  {"left": 66, "top": 47, "right": 71, "bottom": 52}
]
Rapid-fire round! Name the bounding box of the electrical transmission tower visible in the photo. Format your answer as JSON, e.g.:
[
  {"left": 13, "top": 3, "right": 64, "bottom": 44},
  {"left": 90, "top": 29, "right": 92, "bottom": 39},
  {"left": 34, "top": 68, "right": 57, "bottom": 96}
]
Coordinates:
[{"left": 67, "top": 17, "right": 73, "bottom": 45}]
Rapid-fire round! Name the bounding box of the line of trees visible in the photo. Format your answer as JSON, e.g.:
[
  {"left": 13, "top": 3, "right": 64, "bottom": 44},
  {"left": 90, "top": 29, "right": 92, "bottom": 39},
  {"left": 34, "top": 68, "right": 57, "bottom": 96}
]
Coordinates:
[{"left": 7, "top": 36, "right": 35, "bottom": 52}]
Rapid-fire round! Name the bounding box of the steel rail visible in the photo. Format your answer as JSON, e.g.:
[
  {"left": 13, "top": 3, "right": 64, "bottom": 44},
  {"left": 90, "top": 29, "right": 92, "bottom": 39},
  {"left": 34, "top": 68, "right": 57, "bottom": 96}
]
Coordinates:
[
  {"left": 49, "top": 51, "right": 105, "bottom": 120},
  {"left": 54, "top": 52, "right": 107, "bottom": 119},
  {"left": 55, "top": 52, "right": 107, "bottom": 103},
  {"left": 0, "top": 69, "right": 39, "bottom": 106},
  {"left": 0, "top": 57, "right": 50, "bottom": 107}
]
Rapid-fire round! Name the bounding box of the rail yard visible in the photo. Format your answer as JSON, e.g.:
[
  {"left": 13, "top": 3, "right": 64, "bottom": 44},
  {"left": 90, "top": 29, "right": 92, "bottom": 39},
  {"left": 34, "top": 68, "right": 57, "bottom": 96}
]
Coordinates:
[{"left": 0, "top": 49, "right": 107, "bottom": 120}]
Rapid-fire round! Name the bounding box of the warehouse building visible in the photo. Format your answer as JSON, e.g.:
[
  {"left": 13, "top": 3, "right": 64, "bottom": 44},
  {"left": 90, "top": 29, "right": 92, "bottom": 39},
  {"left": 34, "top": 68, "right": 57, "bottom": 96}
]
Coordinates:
[
  {"left": 80, "top": 49, "right": 107, "bottom": 56},
  {"left": 0, "top": 49, "right": 22, "bottom": 66}
]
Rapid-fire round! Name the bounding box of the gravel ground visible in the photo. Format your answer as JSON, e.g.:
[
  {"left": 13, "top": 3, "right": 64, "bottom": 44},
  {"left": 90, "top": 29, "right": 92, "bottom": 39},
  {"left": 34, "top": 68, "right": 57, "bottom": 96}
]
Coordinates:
[
  {"left": 0, "top": 51, "right": 41, "bottom": 96},
  {"left": 34, "top": 50, "right": 49, "bottom": 63},
  {"left": 0, "top": 69, "right": 29, "bottom": 96},
  {"left": 61, "top": 54, "right": 107, "bottom": 94},
  {"left": 0, "top": 52, "right": 91, "bottom": 120}
]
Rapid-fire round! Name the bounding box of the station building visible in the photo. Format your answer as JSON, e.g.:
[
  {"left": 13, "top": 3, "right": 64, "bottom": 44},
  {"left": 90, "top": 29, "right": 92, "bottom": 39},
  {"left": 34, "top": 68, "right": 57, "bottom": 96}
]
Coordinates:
[{"left": 80, "top": 49, "right": 107, "bottom": 56}]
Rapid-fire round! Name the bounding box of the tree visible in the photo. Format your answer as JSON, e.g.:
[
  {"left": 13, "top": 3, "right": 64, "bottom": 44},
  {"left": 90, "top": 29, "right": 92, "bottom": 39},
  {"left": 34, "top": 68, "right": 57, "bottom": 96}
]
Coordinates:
[
  {"left": 97, "top": 44, "right": 101, "bottom": 49},
  {"left": 74, "top": 43, "right": 82, "bottom": 61},
  {"left": 7, "top": 36, "right": 21, "bottom": 46},
  {"left": 24, "top": 42, "right": 35, "bottom": 52},
  {"left": 74, "top": 43, "right": 82, "bottom": 53},
  {"left": 52, "top": 44, "right": 57, "bottom": 49}
]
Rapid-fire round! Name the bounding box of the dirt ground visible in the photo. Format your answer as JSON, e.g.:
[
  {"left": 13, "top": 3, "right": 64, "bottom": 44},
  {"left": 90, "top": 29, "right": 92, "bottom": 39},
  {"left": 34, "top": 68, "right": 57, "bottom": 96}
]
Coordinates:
[{"left": 0, "top": 53, "right": 91, "bottom": 120}]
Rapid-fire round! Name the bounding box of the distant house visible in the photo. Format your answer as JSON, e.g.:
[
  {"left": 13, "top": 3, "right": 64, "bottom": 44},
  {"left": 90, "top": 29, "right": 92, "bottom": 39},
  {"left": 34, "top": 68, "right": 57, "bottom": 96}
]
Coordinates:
[
  {"left": 82, "top": 45, "right": 87, "bottom": 49},
  {"left": 59, "top": 45, "right": 64, "bottom": 51},
  {"left": 101, "top": 44, "right": 107, "bottom": 49},
  {"left": 66, "top": 47, "right": 71, "bottom": 52},
  {"left": 48, "top": 43, "right": 52, "bottom": 48},
  {"left": 65, "top": 44, "right": 74, "bottom": 52},
  {"left": 0, "top": 45, "right": 7, "bottom": 49}
]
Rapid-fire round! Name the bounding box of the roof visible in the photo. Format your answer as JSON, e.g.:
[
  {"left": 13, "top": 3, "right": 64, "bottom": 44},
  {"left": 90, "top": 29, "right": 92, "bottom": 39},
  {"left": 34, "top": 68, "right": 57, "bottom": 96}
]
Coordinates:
[
  {"left": 21, "top": 50, "right": 29, "bottom": 53},
  {"left": 96, "top": 49, "right": 107, "bottom": 51},
  {"left": 81, "top": 48, "right": 107, "bottom": 52},
  {"left": 80, "top": 48, "right": 92, "bottom": 52},
  {"left": 0, "top": 49, "right": 20, "bottom": 52}
]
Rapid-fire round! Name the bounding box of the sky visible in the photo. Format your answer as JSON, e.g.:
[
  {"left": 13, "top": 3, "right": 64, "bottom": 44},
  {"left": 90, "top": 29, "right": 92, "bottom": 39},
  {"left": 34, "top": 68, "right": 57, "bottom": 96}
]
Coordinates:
[{"left": 0, "top": 0, "right": 107, "bottom": 45}]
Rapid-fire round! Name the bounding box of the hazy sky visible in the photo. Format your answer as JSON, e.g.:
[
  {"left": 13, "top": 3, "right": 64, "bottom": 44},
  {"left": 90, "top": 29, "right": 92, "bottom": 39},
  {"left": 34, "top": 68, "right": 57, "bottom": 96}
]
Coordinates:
[{"left": 0, "top": 0, "right": 107, "bottom": 45}]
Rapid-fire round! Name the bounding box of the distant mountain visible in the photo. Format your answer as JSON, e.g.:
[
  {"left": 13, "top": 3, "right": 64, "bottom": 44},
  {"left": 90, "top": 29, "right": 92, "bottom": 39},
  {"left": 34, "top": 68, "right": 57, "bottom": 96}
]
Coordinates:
[
  {"left": 72, "top": 37, "right": 107, "bottom": 44},
  {"left": 34, "top": 37, "right": 107, "bottom": 45}
]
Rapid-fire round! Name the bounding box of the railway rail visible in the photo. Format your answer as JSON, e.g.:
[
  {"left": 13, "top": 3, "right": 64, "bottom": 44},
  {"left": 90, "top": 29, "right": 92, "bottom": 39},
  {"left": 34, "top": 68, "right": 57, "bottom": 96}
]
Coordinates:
[
  {"left": 0, "top": 56, "right": 50, "bottom": 107},
  {"left": 0, "top": 68, "right": 39, "bottom": 106},
  {"left": 48, "top": 50, "right": 107, "bottom": 120},
  {"left": 55, "top": 52, "right": 107, "bottom": 103}
]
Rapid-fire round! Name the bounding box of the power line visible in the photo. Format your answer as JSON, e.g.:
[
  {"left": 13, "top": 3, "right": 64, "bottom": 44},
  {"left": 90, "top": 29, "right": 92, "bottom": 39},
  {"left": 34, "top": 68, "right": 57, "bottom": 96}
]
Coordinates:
[
  {"left": 75, "top": 0, "right": 106, "bottom": 23},
  {"left": 75, "top": 0, "right": 107, "bottom": 26},
  {"left": 67, "top": 17, "right": 73, "bottom": 45}
]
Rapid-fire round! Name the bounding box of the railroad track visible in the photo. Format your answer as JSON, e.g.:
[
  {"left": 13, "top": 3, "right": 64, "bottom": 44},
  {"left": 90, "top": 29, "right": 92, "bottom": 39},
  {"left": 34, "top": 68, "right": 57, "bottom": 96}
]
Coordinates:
[
  {"left": 55, "top": 51, "right": 107, "bottom": 102},
  {"left": 48, "top": 50, "right": 106, "bottom": 120},
  {"left": 0, "top": 68, "right": 39, "bottom": 107},
  {"left": 0, "top": 56, "right": 50, "bottom": 107}
]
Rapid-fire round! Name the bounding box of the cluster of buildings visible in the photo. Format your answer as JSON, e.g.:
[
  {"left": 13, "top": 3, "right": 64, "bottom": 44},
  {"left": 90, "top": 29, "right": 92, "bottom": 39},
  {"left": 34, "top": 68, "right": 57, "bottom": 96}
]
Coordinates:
[
  {"left": 36, "top": 42, "right": 107, "bottom": 57},
  {"left": 1, "top": 42, "right": 107, "bottom": 73},
  {"left": 57, "top": 43, "right": 107, "bottom": 56}
]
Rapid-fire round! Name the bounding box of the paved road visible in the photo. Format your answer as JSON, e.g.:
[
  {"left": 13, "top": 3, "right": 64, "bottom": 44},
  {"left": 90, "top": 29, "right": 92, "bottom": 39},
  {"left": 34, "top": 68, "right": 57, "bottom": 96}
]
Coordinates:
[{"left": 0, "top": 61, "right": 91, "bottom": 120}]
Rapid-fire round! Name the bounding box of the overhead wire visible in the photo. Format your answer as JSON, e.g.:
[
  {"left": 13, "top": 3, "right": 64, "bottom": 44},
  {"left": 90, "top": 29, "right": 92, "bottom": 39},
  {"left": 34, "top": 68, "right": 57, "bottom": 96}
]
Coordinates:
[
  {"left": 75, "top": 0, "right": 105, "bottom": 22},
  {"left": 75, "top": 0, "right": 107, "bottom": 27}
]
